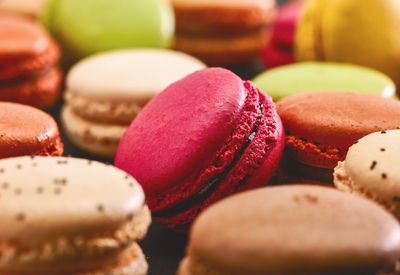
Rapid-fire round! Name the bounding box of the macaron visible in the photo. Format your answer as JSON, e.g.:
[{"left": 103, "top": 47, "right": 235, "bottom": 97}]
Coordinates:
[
  {"left": 41, "top": 0, "right": 175, "bottom": 62},
  {"left": 276, "top": 92, "right": 400, "bottom": 183},
  {"left": 61, "top": 49, "right": 206, "bottom": 158},
  {"left": 178, "top": 185, "right": 400, "bottom": 275},
  {"left": 0, "top": 0, "right": 48, "bottom": 18},
  {"left": 253, "top": 62, "right": 396, "bottom": 101},
  {"left": 115, "top": 67, "right": 285, "bottom": 231},
  {"left": 296, "top": 0, "right": 400, "bottom": 96},
  {"left": 0, "top": 102, "right": 63, "bottom": 158},
  {"left": 171, "top": 0, "right": 277, "bottom": 65},
  {"left": 0, "top": 156, "right": 151, "bottom": 274},
  {"left": 0, "top": 14, "right": 62, "bottom": 109},
  {"left": 261, "top": 0, "right": 302, "bottom": 69},
  {"left": 334, "top": 130, "right": 400, "bottom": 220}
]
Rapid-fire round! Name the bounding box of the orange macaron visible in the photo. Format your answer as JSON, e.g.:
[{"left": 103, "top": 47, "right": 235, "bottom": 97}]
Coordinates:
[{"left": 0, "top": 14, "right": 62, "bottom": 108}]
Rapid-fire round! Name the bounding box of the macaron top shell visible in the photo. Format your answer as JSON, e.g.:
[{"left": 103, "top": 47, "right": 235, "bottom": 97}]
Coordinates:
[
  {"left": 341, "top": 130, "right": 400, "bottom": 201},
  {"left": 0, "top": 156, "right": 145, "bottom": 244},
  {"left": 0, "top": 102, "right": 60, "bottom": 158},
  {"left": 188, "top": 185, "right": 400, "bottom": 274},
  {"left": 0, "top": 0, "right": 47, "bottom": 17},
  {"left": 41, "top": 0, "right": 175, "bottom": 59},
  {"left": 116, "top": 68, "right": 246, "bottom": 195},
  {"left": 0, "top": 14, "right": 50, "bottom": 59},
  {"left": 171, "top": 0, "right": 275, "bottom": 9},
  {"left": 276, "top": 92, "right": 400, "bottom": 148},
  {"left": 66, "top": 49, "right": 206, "bottom": 100},
  {"left": 253, "top": 62, "right": 395, "bottom": 101}
]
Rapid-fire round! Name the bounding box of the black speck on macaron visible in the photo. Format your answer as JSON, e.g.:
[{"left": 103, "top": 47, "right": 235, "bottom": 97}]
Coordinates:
[{"left": 370, "top": 161, "right": 377, "bottom": 170}]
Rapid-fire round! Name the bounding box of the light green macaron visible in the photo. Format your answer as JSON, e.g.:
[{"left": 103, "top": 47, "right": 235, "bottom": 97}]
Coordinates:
[
  {"left": 40, "top": 0, "right": 175, "bottom": 61},
  {"left": 253, "top": 62, "right": 396, "bottom": 101}
]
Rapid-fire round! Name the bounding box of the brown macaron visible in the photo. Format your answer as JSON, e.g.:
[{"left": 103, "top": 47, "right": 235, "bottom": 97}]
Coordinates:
[
  {"left": 178, "top": 185, "right": 400, "bottom": 275},
  {"left": 171, "top": 0, "right": 277, "bottom": 65}
]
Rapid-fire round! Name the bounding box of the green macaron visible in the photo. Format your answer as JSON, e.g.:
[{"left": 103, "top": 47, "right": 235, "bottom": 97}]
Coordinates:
[
  {"left": 253, "top": 62, "right": 396, "bottom": 101},
  {"left": 41, "top": 0, "right": 175, "bottom": 61}
]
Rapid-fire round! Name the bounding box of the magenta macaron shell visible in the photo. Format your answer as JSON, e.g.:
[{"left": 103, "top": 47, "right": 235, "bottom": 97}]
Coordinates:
[{"left": 115, "top": 68, "right": 284, "bottom": 231}]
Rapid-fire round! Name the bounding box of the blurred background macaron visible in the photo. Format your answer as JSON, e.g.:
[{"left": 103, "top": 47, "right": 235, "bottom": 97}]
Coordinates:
[
  {"left": 253, "top": 62, "right": 396, "bottom": 101},
  {"left": 296, "top": 0, "right": 400, "bottom": 95},
  {"left": 61, "top": 49, "right": 206, "bottom": 158},
  {"left": 0, "top": 156, "right": 151, "bottom": 274},
  {"left": 115, "top": 68, "right": 285, "bottom": 231},
  {"left": 41, "top": 0, "right": 175, "bottom": 63},
  {"left": 0, "top": 0, "right": 48, "bottom": 18},
  {"left": 0, "top": 14, "right": 62, "bottom": 109},
  {"left": 171, "top": 0, "right": 277, "bottom": 66},
  {"left": 261, "top": 0, "right": 303, "bottom": 69},
  {"left": 178, "top": 185, "right": 400, "bottom": 275},
  {"left": 334, "top": 130, "right": 400, "bottom": 220},
  {"left": 0, "top": 102, "right": 63, "bottom": 158},
  {"left": 276, "top": 92, "right": 400, "bottom": 183}
]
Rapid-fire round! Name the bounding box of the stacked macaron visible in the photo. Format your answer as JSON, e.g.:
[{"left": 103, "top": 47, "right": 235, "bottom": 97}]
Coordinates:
[
  {"left": 171, "top": 0, "right": 277, "bottom": 65},
  {"left": 262, "top": 0, "right": 303, "bottom": 68},
  {"left": 62, "top": 49, "right": 206, "bottom": 158},
  {"left": 0, "top": 14, "right": 62, "bottom": 109},
  {"left": 0, "top": 156, "right": 151, "bottom": 274},
  {"left": 0, "top": 0, "right": 48, "bottom": 18}
]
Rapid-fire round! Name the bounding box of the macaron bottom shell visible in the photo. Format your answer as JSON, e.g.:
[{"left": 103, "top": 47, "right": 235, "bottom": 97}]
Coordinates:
[{"left": 61, "top": 105, "right": 127, "bottom": 158}]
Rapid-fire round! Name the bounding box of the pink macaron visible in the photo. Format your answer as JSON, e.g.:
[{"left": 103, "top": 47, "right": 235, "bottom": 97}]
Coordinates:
[
  {"left": 115, "top": 68, "right": 285, "bottom": 231},
  {"left": 262, "top": 0, "right": 302, "bottom": 68}
]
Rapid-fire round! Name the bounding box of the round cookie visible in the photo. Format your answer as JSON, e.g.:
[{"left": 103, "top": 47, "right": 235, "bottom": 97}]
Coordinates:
[
  {"left": 334, "top": 130, "right": 400, "bottom": 219},
  {"left": 115, "top": 68, "right": 285, "bottom": 231},
  {"left": 178, "top": 185, "right": 400, "bottom": 275},
  {"left": 62, "top": 49, "right": 206, "bottom": 157},
  {"left": 171, "top": 0, "right": 277, "bottom": 65},
  {"left": 0, "top": 102, "right": 63, "bottom": 158},
  {"left": 276, "top": 92, "right": 400, "bottom": 183},
  {"left": 253, "top": 62, "right": 396, "bottom": 101},
  {"left": 296, "top": 0, "right": 400, "bottom": 96},
  {"left": 0, "top": 156, "right": 151, "bottom": 274},
  {"left": 41, "top": 0, "right": 175, "bottom": 62}
]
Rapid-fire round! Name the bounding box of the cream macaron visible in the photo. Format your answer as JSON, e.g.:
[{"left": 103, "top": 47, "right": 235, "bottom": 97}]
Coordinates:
[
  {"left": 0, "top": 0, "right": 48, "bottom": 18},
  {"left": 0, "top": 156, "right": 151, "bottom": 274},
  {"left": 334, "top": 129, "right": 400, "bottom": 219},
  {"left": 61, "top": 49, "right": 206, "bottom": 157}
]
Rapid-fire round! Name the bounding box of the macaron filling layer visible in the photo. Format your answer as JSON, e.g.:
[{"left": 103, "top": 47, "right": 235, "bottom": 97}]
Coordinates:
[
  {"left": 150, "top": 81, "right": 281, "bottom": 229},
  {"left": 153, "top": 102, "right": 263, "bottom": 219}
]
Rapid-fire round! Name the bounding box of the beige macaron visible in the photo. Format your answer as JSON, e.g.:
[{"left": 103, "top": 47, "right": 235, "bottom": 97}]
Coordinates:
[
  {"left": 334, "top": 129, "right": 400, "bottom": 219},
  {"left": 61, "top": 48, "right": 206, "bottom": 157},
  {"left": 0, "top": 0, "right": 47, "bottom": 18},
  {"left": 178, "top": 185, "right": 400, "bottom": 275},
  {"left": 0, "top": 156, "right": 151, "bottom": 274}
]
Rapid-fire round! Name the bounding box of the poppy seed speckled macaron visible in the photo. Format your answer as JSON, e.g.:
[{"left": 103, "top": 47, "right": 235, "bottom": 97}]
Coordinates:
[
  {"left": 61, "top": 49, "right": 206, "bottom": 158},
  {"left": 0, "top": 156, "right": 151, "bottom": 274},
  {"left": 178, "top": 185, "right": 400, "bottom": 275},
  {"left": 115, "top": 67, "right": 285, "bottom": 231},
  {"left": 276, "top": 92, "right": 400, "bottom": 183},
  {"left": 334, "top": 130, "right": 400, "bottom": 220},
  {"left": 0, "top": 102, "right": 63, "bottom": 158}
]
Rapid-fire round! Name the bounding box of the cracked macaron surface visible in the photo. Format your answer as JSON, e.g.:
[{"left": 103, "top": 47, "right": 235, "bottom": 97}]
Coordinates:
[
  {"left": 0, "top": 156, "right": 150, "bottom": 275},
  {"left": 334, "top": 130, "right": 400, "bottom": 219},
  {"left": 276, "top": 92, "right": 400, "bottom": 170},
  {"left": 115, "top": 67, "right": 284, "bottom": 231}
]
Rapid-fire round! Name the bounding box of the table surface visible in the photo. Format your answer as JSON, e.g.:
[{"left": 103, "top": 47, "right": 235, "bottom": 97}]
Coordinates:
[{"left": 48, "top": 0, "right": 290, "bottom": 274}]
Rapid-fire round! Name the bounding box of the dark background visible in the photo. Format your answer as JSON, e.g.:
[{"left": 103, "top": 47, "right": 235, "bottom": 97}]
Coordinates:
[{"left": 49, "top": 0, "right": 290, "bottom": 274}]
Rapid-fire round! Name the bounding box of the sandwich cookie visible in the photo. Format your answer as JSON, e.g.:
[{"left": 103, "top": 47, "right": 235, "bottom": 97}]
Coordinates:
[
  {"left": 0, "top": 156, "right": 151, "bottom": 274},
  {"left": 178, "top": 185, "right": 400, "bottom": 275},
  {"left": 0, "top": 102, "right": 63, "bottom": 158},
  {"left": 171, "top": 0, "right": 277, "bottom": 65},
  {"left": 61, "top": 49, "right": 206, "bottom": 158},
  {"left": 115, "top": 68, "right": 285, "bottom": 231},
  {"left": 334, "top": 130, "right": 400, "bottom": 220},
  {"left": 276, "top": 92, "right": 400, "bottom": 183}
]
